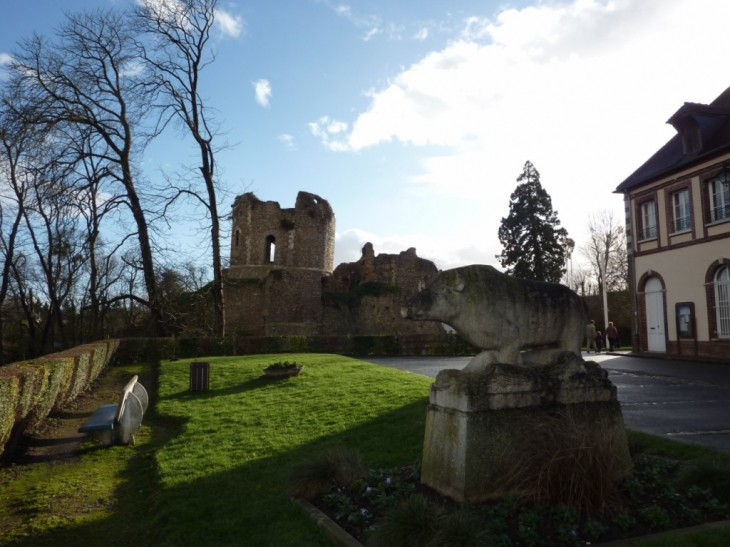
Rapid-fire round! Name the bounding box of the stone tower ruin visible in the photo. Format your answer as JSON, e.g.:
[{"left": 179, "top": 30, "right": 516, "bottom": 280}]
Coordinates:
[
  {"left": 229, "top": 191, "right": 335, "bottom": 274},
  {"left": 225, "top": 191, "right": 335, "bottom": 336}
]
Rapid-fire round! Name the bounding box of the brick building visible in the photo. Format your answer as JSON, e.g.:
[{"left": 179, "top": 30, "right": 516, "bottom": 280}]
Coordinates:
[
  {"left": 615, "top": 87, "right": 730, "bottom": 359},
  {"left": 224, "top": 191, "right": 443, "bottom": 337}
]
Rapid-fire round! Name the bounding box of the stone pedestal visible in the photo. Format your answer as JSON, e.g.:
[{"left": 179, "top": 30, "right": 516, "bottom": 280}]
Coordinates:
[{"left": 421, "top": 356, "right": 631, "bottom": 503}]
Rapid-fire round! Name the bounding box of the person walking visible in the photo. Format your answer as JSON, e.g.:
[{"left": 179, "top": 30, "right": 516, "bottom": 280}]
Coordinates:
[
  {"left": 585, "top": 320, "right": 597, "bottom": 353},
  {"left": 605, "top": 321, "right": 619, "bottom": 351},
  {"left": 595, "top": 331, "right": 604, "bottom": 352}
]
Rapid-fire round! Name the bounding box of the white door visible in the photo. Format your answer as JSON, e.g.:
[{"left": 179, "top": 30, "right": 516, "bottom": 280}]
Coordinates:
[{"left": 645, "top": 277, "right": 666, "bottom": 352}]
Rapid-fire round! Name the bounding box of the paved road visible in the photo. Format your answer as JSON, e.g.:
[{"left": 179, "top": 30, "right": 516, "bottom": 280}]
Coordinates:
[{"left": 361, "top": 353, "right": 730, "bottom": 452}]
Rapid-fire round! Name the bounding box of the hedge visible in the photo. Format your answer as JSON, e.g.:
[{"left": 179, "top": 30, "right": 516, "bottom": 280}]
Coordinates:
[
  {"left": 111, "top": 333, "right": 479, "bottom": 365},
  {"left": 0, "top": 340, "right": 119, "bottom": 461}
]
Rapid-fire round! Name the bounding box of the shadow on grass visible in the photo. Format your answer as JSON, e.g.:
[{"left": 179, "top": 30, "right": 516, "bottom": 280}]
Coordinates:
[
  {"left": 2, "top": 380, "right": 429, "bottom": 547},
  {"left": 2, "top": 361, "right": 188, "bottom": 547},
  {"left": 159, "top": 375, "right": 277, "bottom": 402}
]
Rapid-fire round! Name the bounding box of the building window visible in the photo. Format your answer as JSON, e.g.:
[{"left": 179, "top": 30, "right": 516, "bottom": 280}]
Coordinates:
[
  {"left": 235, "top": 230, "right": 240, "bottom": 247},
  {"left": 710, "top": 177, "right": 730, "bottom": 222},
  {"left": 716, "top": 266, "right": 730, "bottom": 338},
  {"left": 640, "top": 201, "right": 657, "bottom": 240},
  {"left": 672, "top": 189, "right": 691, "bottom": 232},
  {"left": 265, "top": 235, "right": 276, "bottom": 263}
]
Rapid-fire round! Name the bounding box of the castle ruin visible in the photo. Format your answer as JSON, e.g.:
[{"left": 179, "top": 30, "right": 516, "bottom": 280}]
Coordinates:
[{"left": 224, "top": 191, "right": 443, "bottom": 337}]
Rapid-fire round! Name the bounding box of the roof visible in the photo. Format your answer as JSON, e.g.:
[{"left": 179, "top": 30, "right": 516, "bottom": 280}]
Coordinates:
[{"left": 615, "top": 86, "right": 730, "bottom": 193}]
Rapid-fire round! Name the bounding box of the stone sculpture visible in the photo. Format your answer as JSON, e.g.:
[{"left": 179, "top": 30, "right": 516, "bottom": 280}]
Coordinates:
[
  {"left": 402, "top": 264, "right": 631, "bottom": 503},
  {"left": 402, "top": 264, "right": 587, "bottom": 371}
]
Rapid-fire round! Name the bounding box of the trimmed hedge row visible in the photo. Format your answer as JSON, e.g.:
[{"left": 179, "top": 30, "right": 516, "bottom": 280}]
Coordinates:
[
  {"left": 0, "top": 339, "right": 120, "bottom": 461},
  {"left": 112, "top": 333, "right": 479, "bottom": 365}
]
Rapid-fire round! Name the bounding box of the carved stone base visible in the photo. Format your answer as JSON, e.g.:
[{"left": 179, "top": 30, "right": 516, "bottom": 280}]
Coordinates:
[{"left": 421, "top": 357, "right": 632, "bottom": 503}]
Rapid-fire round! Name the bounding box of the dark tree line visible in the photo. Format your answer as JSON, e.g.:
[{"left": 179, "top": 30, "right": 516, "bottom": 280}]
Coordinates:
[{"left": 0, "top": 1, "right": 230, "bottom": 364}]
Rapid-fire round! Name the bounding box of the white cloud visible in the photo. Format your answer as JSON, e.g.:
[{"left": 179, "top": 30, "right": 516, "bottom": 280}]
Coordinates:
[
  {"left": 137, "top": 1, "right": 243, "bottom": 38},
  {"left": 278, "top": 134, "right": 296, "bottom": 150},
  {"left": 413, "top": 27, "right": 429, "bottom": 41},
  {"left": 308, "top": 116, "right": 350, "bottom": 151},
  {"left": 253, "top": 79, "right": 272, "bottom": 107},
  {"left": 363, "top": 27, "right": 380, "bottom": 41},
  {"left": 316, "top": 0, "right": 730, "bottom": 270},
  {"left": 215, "top": 8, "right": 244, "bottom": 38},
  {"left": 0, "top": 52, "right": 11, "bottom": 81}
]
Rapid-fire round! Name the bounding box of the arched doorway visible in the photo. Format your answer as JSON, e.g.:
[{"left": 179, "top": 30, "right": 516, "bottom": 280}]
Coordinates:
[{"left": 645, "top": 277, "right": 666, "bottom": 352}]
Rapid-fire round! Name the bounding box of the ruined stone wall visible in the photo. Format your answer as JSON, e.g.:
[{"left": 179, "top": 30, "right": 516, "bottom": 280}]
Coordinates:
[
  {"left": 322, "top": 243, "right": 443, "bottom": 336},
  {"left": 225, "top": 191, "right": 443, "bottom": 338}
]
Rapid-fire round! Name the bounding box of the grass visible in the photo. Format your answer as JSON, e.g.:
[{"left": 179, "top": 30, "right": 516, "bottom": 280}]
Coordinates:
[
  {"left": 1, "top": 354, "right": 432, "bottom": 546},
  {"left": 1, "top": 354, "right": 729, "bottom": 547}
]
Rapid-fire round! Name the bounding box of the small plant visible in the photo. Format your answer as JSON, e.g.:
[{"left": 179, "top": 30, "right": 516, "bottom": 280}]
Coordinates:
[
  {"left": 582, "top": 519, "right": 607, "bottom": 539},
  {"left": 681, "top": 505, "right": 704, "bottom": 525},
  {"left": 503, "top": 407, "right": 631, "bottom": 512},
  {"left": 555, "top": 523, "right": 581, "bottom": 547},
  {"left": 611, "top": 508, "right": 636, "bottom": 531},
  {"left": 429, "top": 511, "right": 493, "bottom": 547},
  {"left": 265, "top": 360, "right": 300, "bottom": 370},
  {"left": 640, "top": 505, "right": 671, "bottom": 530},
  {"left": 676, "top": 459, "right": 730, "bottom": 503},
  {"left": 366, "top": 494, "right": 443, "bottom": 547},
  {"left": 518, "top": 509, "right": 544, "bottom": 547},
  {"left": 287, "top": 446, "right": 367, "bottom": 499}
]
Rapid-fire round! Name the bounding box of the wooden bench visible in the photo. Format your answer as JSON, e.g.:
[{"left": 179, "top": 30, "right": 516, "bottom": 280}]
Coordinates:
[{"left": 78, "top": 375, "right": 149, "bottom": 445}]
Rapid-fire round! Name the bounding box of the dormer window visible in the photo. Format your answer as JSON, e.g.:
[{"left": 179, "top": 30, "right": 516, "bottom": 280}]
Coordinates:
[{"left": 677, "top": 118, "right": 702, "bottom": 155}]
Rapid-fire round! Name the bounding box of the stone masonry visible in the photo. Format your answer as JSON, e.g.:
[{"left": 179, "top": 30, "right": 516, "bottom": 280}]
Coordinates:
[{"left": 223, "top": 191, "right": 443, "bottom": 337}]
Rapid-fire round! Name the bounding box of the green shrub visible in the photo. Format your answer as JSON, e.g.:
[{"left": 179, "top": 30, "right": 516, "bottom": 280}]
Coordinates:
[
  {"left": 24, "top": 360, "right": 68, "bottom": 433},
  {"left": 676, "top": 460, "right": 730, "bottom": 503},
  {"left": 367, "top": 494, "right": 443, "bottom": 547},
  {"left": 503, "top": 406, "right": 631, "bottom": 512},
  {"left": 0, "top": 374, "right": 20, "bottom": 448},
  {"left": 640, "top": 505, "right": 671, "bottom": 530},
  {"left": 60, "top": 350, "right": 93, "bottom": 400},
  {"left": 429, "top": 511, "right": 493, "bottom": 547},
  {"left": 287, "top": 446, "right": 367, "bottom": 499},
  {"left": 87, "top": 344, "right": 107, "bottom": 382}
]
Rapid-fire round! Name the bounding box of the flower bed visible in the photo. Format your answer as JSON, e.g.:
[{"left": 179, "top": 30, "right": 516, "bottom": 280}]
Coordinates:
[{"left": 311, "top": 454, "right": 730, "bottom": 546}]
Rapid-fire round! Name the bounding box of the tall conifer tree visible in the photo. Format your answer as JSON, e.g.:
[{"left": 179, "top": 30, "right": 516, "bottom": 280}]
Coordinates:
[{"left": 497, "top": 161, "right": 571, "bottom": 282}]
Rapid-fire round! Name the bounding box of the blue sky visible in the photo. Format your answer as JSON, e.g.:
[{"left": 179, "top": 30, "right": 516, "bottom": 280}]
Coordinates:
[{"left": 2, "top": 0, "right": 729, "bottom": 272}]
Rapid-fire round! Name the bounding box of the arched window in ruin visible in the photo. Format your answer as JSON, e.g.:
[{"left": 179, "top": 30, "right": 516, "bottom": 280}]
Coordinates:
[
  {"left": 235, "top": 229, "right": 240, "bottom": 247},
  {"left": 265, "top": 235, "right": 276, "bottom": 263}
]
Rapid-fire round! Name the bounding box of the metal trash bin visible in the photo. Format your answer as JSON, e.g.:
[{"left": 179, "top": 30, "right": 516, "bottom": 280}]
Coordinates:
[{"left": 190, "top": 361, "right": 210, "bottom": 392}]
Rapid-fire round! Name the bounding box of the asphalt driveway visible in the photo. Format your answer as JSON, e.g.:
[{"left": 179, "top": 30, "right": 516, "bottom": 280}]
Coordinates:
[{"left": 361, "top": 353, "right": 730, "bottom": 452}]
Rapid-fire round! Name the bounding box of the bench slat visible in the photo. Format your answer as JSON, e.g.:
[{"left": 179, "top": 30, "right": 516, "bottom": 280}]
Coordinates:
[{"left": 78, "top": 404, "right": 118, "bottom": 432}]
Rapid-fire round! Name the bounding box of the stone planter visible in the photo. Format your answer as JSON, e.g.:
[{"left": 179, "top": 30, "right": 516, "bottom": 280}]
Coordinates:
[{"left": 263, "top": 365, "right": 304, "bottom": 379}]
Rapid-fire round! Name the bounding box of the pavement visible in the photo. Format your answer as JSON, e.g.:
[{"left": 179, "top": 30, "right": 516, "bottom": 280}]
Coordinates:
[{"left": 361, "top": 352, "right": 730, "bottom": 452}]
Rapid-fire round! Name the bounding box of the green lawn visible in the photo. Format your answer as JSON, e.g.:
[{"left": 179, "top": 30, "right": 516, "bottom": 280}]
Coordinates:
[
  {"left": 1, "top": 354, "right": 728, "bottom": 547},
  {"left": 1, "top": 354, "right": 432, "bottom": 546}
]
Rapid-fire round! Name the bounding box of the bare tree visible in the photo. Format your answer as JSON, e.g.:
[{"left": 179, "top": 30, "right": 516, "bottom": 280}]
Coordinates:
[
  {"left": 580, "top": 210, "right": 628, "bottom": 327},
  {"left": 0, "top": 98, "right": 35, "bottom": 363},
  {"left": 6, "top": 9, "right": 167, "bottom": 335},
  {"left": 134, "top": 0, "right": 227, "bottom": 336}
]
